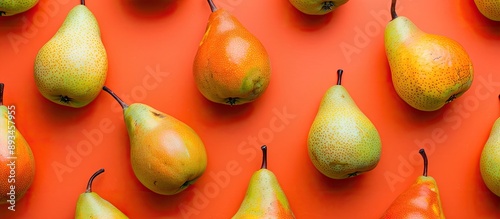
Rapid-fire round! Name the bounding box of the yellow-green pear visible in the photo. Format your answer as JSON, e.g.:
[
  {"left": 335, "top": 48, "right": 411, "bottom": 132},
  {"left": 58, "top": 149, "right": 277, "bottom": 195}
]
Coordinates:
[
  {"left": 307, "top": 69, "right": 382, "bottom": 179},
  {"left": 34, "top": 0, "right": 107, "bottom": 108},
  {"left": 384, "top": 0, "right": 473, "bottom": 111},
  {"left": 232, "top": 145, "right": 295, "bottom": 219},
  {"left": 474, "top": 0, "right": 500, "bottom": 21},
  {"left": 480, "top": 99, "right": 500, "bottom": 197},
  {"left": 289, "top": 0, "right": 349, "bottom": 15},
  {"left": 75, "top": 169, "right": 128, "bottom": 219},
  {"left": 0, "top": 0, "right": 39, "bottom": 16},
  {"left": 102, "top": 86, "right": 207, "bottom": 195}
]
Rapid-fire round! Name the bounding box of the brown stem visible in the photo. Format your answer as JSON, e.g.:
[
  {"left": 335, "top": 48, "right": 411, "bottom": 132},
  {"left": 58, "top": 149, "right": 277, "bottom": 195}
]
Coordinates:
[
  {"left": 391, "top": 0, "right": 398, "bottom": 20},
  {"left": 207, "top": 0, "right": 217, "bottom": 12},
  {"left": 86, "top": 169, "right": 105, "bottom": 193},
  {"left": 336, "top": 69, "right": 344, "bottom": 85},
  {"left": 260, "top": 145, "right": 267, "bottom": 169},
  {"left": 102, "top": 86, "right": 129, "bottom": 109},
  {"left": 81, "top": 0, "right": 85, "bottom": 5},
  {"left": 0, "top": 83, "right": 4, "bottom": 106},
  {"left": 419, "top": 149, "right": 428, "bottom": 177}
]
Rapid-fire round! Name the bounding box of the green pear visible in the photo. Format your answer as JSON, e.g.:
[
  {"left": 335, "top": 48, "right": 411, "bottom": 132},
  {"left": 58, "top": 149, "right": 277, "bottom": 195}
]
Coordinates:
[
  {"left": 480, "top": 102, "right": 500, "bottom": 197},
  {"left": 34, "top": 0, "right": 107, "bottom": 108},
  {"left": 102, "top": 86, "right": 207, "bottom": 195},
  {"left": 75, "top": 169, "right": 128, "bottom": 219},
  {"left": 384, "top": 0, "right": 473, "bottom": 111},
  {"left": 307, "top": 69, "right": 382, "bottom": 179},
  {"left": 288, "top": 0, "right": 349, "bottom": 15},
  {"left": 0, "top": 0, "right": 39, "bottom": 16},
  {"left": 232, "top": 145, "right": 295, "bottom": 219}
]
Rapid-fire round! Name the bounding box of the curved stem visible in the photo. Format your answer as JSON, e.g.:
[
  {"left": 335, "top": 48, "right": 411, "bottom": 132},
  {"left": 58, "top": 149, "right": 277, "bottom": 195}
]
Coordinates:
[
  {"left": 81, "top": 0, "right": 85, "bottom": 6},
  {"left": 419, "top": 149, "right": 428, "bottom": 177},
  {"left": 391, "top": 0, "right": 398, "bottom": 20},
  {"left": 102, "top": 86, "right": 129, "bottom": 109},
  {"left": 86, "top": 169, "right": 105, "bottom": 193},
  {"left": 336, "top": 69, "right": 344, "bottom": 85},
  {"left": 260, "top": 145, "right": 267, "bottom": 169},
  {"left": 207, "top": 0, "right": 217, "bottom": 12},
  {"left": 0, "top": 83, "right": 4, "bottom": 106}
]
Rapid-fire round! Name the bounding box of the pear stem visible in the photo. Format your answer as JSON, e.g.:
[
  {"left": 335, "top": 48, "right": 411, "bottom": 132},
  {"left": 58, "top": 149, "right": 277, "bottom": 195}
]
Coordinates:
[
  {"left": 86, "top": 169, "right": 105, "bottom": 193},
  {"left": 0, "top": 83, "right": 4, "bottom": 106},
  {"left": 102, "top": 86, "right": 129, "bottom": 109},
  {"left": 81, "top": 0, "right": 85, "bottom": 5},
  {"left": 260, "top": 145, "right": 267, "bottom": 169},
  {"left": 207, "top": 0, "right": 217, "bottom": 12},
  {"left": 419, "top": 149, "right": 428, "bottom": 177},
  {"left": 390, "top": 0, "right": 398, "bottom": 20},
  {"left": 336, "top": 69, "right": 344, "bottom": 85}
]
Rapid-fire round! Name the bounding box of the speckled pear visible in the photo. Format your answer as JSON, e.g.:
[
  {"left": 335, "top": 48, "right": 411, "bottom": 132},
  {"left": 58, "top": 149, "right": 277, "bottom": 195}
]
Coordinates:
[
  {"left": 381, "top": 149, "right": 445, "bottom": 218},
  {"left": 384, "top": 0, "right": 473, "bottom": 111},
  {"left": 75, "top": 169, "right": 128, "bottom": 219},
  {"left": 288, "top": 0, "right": 349, "bottom": 15},
  {"left": 307, "top": 69, "right": 382, "bottom": 179},
  {"left": 102, "top": 86, "right": 207, "bottom": 195},
  {"left": 480, "top": 98, "right": 500, "bottom": 197},
  {"left": 0, "top": 0, "right": 39, "bottom": 16},
  {"left": 232, "top": 146, "right": 295, "bottom": 219},
  {"left": 34, "top": 0, "right": 107, "bottom": 108},
  {"left": 193, "top": 0, "right": 271, "bottom": 105}
]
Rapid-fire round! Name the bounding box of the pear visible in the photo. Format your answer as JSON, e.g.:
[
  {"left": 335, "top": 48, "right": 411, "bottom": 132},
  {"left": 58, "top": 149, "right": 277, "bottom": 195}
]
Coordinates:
[
  {"left": 474, "top": 0, "right": 500, "bottom": 21},
  {"left": 288, "top": 0, "right": 349, "bottom": 15},
  {"left": 381, "top": 149, "right": 445, "bottom": 218},
  {"left": 307, "top": 69, "right": 381, "bottom": 179},
  {"left": 0, "top": 83, "right": 36, "bottom": 205},
  {"left": 480, "top": 97, "right": 500, "bottom": 197},
  {"left": 193, "top": 0, "right": 271, "bottom": 105},
  {"left": 0, "top": 0, "right": 39, "bottom": 16},
  {"left": 102, "top": 86, "right": 207, "bottom": 195},
  {"left": 232, "top": 145, "right": 295, "bottom": 219},
  {"left": 75, "top": 169, "right": 128, "bottom": 218},
  {"left": 385, "top": 0, "right": 473, "bottom": 111},
  {"left": 34, "top": 0, "right": 107, "bottom": 108}
]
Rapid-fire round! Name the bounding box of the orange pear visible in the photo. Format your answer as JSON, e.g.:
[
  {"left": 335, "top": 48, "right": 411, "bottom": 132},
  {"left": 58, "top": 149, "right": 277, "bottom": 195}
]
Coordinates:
[
  {"left": 193, "top": 0, "right": 271, "bottom": 105},
  {"left": 380, "top": 149, "right": 445, "bottom": 218}
]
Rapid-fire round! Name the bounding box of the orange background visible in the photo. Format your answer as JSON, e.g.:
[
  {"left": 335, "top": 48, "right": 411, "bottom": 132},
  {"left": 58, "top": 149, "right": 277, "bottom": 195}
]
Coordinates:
[{"left": 1, "top": 0, "right": 500, "bottom": 218}]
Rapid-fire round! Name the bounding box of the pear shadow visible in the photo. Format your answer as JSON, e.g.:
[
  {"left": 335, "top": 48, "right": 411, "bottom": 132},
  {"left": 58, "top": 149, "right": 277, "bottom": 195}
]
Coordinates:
[
  {"left": 459, "top": 0, "right": 500, "bottom": 39},
  {"left": 0, "top": 3, "right": 42, "bottom": 33},
  {"left": 315, "top": 171, "right": 369, "bottom": 196},
  {"left": 193, "top": 91, "right": 256, "bottom": 126},
  {"left": 34, "top": 93, "right": 99, "bottom": 126},
  {"left": 120, "top": 0, "right": 178, "bottom": 19},
  {"left": 280, "top": 0, "right": 335, "bottom": 31}
]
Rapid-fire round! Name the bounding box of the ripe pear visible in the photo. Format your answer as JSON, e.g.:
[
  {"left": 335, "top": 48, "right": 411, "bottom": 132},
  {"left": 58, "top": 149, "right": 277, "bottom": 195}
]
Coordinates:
[
  {"left": 480, "top": 98, "right": 500, "bottom": 197},
  {"left": 232, "top": 145, "right": 295, "bottom": 219},
  {"left": 75, "top": 169, "right": 128, "bottom": 218},
  {"left": 34, "top": 0, "right": 107, "bottom": 108},
  {"left": 307, "top": 69, "right": 382, "bottom": 179},
  {"left": 381, "top": 149, "right": 445, "bottom": 218},
  {"left": 288, "top": 0, "right": 349, "bottom": 15},
  {"left": 474, "top": 0, "right": 500, "bottom": 21},
  {"left": 0, "top": 83, "right": 36, "bottom": 205},
  {"left": 193, "top": 0, "right": 271, "bottom": 105},
  {"left": 385, "top": 0, "right": 474, "bottom": 111},
  {"left": 0, "top": 0, "right": 39, "bottom": 16},
  {"left": 102, "top": 86, "right": 207, "bottom": 195}
]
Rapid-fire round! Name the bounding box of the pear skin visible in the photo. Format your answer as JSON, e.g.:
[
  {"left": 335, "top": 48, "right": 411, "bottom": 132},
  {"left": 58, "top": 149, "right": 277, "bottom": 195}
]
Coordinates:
[
  {"left": 193, "top": 0, "right": 271, "bottom": 105},
  {"left": 480, "top": 100, "right": 500, "bottom": 197},
  {"left": 75, "top": 169, "right": 128, "bottom": 219},
  {"left": 288, "top": 0, "right": 349, "bottom": 15},
  {"left": 34, "top": 0, "right": 107, "bottom": 108},
  {"left": 102, "top": 86, "right": 207, "bottom": 195},
  {"left": 233, "top": 146, "right": 295, "bottom": 219},
  {"left": 0, "top": 0, "right": 39, "bottom": 16},
  {"left": 308, "top": 69, "right": 382, "bottom": 179},
  {"left": 384, "top": 0, "right": 473, "bottom": 111},
  {"left": 474, "top": 0, "right": 500, "bottom": 21},
  {"left": 381, "top": 149, "right": 445, "bottom": 218},
  {"left": 0, "top": 83, "right": 36, "bottom": 204}
]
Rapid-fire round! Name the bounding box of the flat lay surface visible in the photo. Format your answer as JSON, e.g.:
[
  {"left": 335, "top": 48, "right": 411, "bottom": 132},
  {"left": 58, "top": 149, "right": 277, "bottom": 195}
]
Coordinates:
[{"left": 1, "top": 0, "right": 500, "bottom": 218}]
